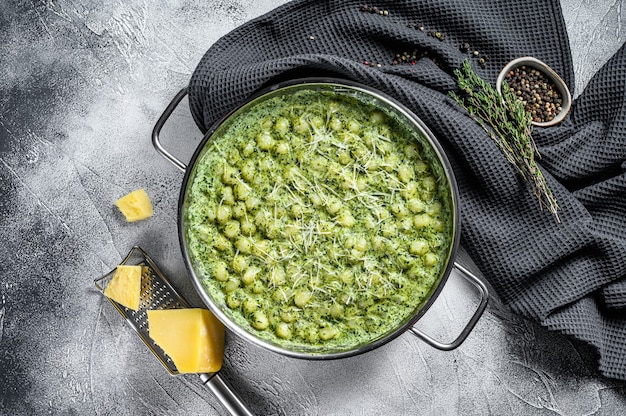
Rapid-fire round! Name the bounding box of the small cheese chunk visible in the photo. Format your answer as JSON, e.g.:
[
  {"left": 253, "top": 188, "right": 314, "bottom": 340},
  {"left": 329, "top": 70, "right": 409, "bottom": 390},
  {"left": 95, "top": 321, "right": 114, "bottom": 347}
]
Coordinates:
[
  {"left": 104, "top": 265, "right": 142, "bottom": 311},
  {"left": 115, "top": 189, "right": 153, "bottom": 222},
  {"left": 147, "top": 308, "right": 225, "bottom": 373}
]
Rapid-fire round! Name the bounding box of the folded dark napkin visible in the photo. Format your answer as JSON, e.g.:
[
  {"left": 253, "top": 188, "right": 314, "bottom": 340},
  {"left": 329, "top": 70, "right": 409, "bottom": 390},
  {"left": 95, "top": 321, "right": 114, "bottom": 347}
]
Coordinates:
[{"left": 187, "top": 0, "right": 626, "bottom": 380}]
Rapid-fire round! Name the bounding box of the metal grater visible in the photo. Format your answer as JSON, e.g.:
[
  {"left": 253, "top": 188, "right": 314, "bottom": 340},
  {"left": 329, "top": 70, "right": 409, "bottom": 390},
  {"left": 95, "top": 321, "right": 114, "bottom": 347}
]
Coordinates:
[{"left": 94, "top": 246, "right": 253, "bottom": 416}]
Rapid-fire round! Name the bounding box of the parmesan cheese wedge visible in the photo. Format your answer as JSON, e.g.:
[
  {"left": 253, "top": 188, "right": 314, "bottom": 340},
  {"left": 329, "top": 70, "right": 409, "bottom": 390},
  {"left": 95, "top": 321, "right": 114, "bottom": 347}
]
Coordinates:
[
  {"left": 103, "top": 265, "right": 142, "bottom": 311},
  {"left": 147, "top": 308, "right": 225, "bottom": 373},
  {"left": 115, "top": 188, "right": 153, "bottom": 222}
]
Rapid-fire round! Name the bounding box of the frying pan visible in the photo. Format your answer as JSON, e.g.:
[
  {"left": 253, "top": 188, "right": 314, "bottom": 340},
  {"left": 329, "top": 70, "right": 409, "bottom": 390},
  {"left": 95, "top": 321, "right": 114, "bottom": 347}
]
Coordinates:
[{"left": 152, "top": 78, "right": 489, "bottom": 358}]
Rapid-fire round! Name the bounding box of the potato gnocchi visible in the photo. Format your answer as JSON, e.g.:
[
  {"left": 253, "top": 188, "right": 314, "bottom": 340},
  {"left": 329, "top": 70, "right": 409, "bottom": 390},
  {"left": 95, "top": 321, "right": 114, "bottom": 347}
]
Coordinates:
[{"left": 185, "top": 86, "right": 454, "bottom": 351}]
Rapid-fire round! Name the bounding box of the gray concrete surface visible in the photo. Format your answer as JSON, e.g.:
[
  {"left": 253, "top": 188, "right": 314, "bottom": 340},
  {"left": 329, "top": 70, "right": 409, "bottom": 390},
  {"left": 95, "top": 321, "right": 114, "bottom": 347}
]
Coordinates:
[{"left": 1, "top": 1, "right": 625, "bottom": 415}]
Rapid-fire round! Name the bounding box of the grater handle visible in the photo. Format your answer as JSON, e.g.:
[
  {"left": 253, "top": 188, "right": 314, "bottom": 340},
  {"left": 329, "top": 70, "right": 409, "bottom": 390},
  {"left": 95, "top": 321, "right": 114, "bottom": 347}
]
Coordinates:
[{"left": 200, "top": 373, "right": 254, "bottom": 416}]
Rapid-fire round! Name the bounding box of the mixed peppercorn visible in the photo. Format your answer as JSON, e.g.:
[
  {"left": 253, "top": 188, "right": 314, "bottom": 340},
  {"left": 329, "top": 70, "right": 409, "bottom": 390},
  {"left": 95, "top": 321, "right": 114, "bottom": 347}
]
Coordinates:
[
  {"left": 358, "top": 4, "right": 488, "bottom": 68},
  {"left": 359, "top": 4, "right": 389, "bottom": 15},
  {"left": 392, "top": 49, "right": 429, "bottom": 66},
  {"left": 504, "top": 65, "right": 564, "bottom": 123}
]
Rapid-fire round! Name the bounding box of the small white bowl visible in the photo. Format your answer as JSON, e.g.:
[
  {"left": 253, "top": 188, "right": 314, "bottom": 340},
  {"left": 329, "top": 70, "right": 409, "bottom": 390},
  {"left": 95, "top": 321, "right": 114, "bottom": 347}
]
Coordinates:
[{"left": 496, "top": 57, "right": 571, "bottom": 127}]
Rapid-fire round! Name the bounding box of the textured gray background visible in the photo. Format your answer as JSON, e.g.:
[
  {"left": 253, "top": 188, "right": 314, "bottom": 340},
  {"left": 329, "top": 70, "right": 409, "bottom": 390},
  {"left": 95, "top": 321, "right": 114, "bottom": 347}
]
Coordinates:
[{"left": 1, "top": 1, "right": 625, "bottom": 415}]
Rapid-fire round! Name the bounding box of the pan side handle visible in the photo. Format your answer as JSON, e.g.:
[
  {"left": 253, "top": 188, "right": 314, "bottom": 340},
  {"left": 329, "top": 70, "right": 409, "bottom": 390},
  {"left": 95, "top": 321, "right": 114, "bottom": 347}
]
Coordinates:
[
  {"left": 152, "top": 88, "right": 189, "bottom": 172},
  {"left": 408, "top": 261, "right": 489, "bottom": 351},
  {"left": 199, "top": 373, "right": 255, "bottom": 416}
]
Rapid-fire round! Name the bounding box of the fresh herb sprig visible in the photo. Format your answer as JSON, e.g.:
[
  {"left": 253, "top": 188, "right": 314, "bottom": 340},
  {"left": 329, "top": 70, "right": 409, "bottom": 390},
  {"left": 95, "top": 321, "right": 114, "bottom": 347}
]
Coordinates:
[{"left": 449, "top": 60, "right": 560, "bottom": 222}]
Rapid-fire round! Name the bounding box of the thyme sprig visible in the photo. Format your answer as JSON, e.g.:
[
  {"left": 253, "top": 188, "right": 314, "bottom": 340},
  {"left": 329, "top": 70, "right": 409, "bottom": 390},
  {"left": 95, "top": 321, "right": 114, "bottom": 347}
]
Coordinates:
[{"left": 449, "top": 60, "right": 560, "bottom": 222}]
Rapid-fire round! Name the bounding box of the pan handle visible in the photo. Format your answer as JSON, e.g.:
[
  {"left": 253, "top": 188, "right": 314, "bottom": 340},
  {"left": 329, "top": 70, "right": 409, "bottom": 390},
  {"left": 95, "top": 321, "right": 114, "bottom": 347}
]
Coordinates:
[
  {"left": 408, "top": 261, "right": 489, "bottom": 351},
  {"left": 152, "top": 88, "right": 189, "bottom": 172},
  {"left": 199, "top": 373, "right": 255, "bottom": 416}
]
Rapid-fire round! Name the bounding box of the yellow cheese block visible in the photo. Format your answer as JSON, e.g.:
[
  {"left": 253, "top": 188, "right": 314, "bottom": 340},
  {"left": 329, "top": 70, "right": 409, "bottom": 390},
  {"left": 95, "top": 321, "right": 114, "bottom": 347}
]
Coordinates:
[
  {"left": 104, "top": 265, "right": 142, "bottom": 311},
  {"left": 147, "top": 308, "right": 225, "bottom": 373},
  {"left": 115, "top": 188, "right": 153, "bottom": 222}
]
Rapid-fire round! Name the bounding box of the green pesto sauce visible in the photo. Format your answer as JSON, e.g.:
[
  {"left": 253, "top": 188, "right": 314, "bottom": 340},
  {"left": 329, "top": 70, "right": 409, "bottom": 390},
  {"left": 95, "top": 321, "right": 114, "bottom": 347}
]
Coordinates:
[{"left": 185, "top": 86, "right": 454, "bottom": 352}]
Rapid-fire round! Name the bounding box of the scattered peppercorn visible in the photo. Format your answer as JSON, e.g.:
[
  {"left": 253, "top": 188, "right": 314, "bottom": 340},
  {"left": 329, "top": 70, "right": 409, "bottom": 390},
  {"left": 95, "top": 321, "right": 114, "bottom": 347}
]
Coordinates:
[
  {"left": 426, "top": 29, "right": 445, "bottom": 41},
  {"left": 364, "top": 60, "right": 382, "bottom": 68},
  {"left": 406, "top": 22, "right": 424, "bottom": 30},
  {"left": 357, "top": 6, "right": 489, "bottom": 69},
  {"left": 504, "top": 65, "right": 564, "bottom": 123},
  {"left": 391, "top": 49, "right": 428, "bottom": 65},
  {"left": 359, "top": 5, "right": 389, "bottom": 15}
]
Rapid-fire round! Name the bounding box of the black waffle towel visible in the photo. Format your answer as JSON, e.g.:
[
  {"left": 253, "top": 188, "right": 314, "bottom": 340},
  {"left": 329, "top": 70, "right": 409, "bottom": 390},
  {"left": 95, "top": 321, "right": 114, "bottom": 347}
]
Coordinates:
[{"left": 187, "top": 0, "right": 626, "bottom": 380}]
